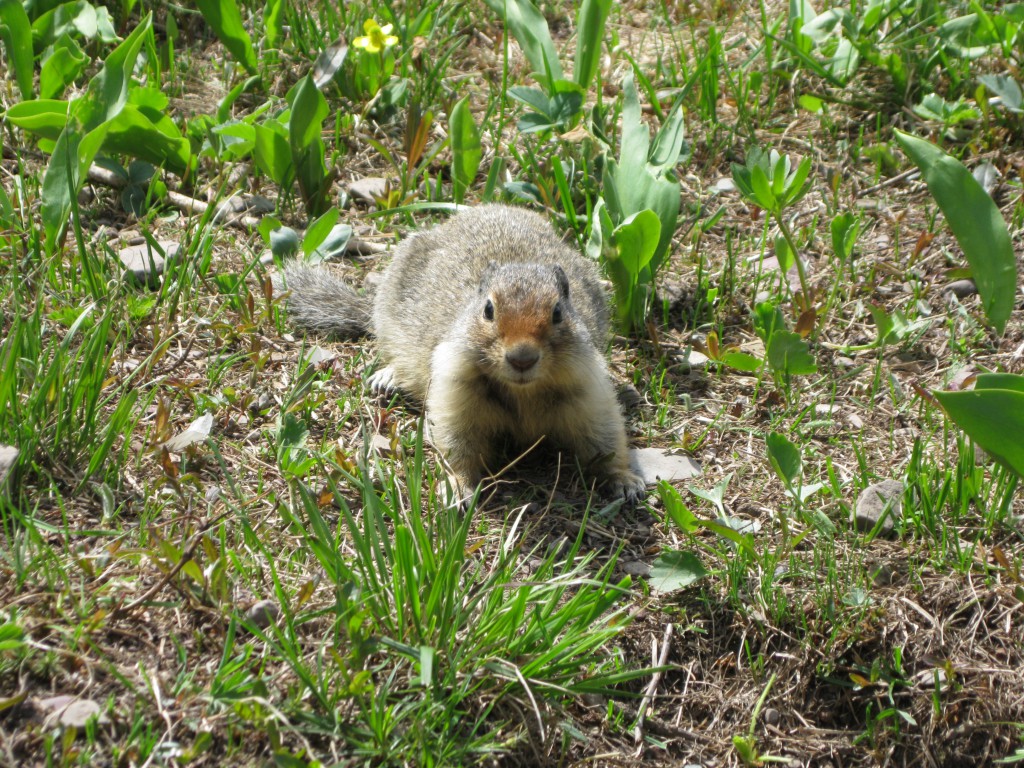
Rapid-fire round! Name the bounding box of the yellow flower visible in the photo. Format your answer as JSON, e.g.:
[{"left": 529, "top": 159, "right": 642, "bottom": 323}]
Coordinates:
[{"left": 353, "top": 19, "right": 398, "bottom": 54}]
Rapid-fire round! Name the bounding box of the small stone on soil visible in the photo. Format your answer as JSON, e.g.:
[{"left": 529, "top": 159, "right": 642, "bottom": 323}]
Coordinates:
[
  {"left": 118, "top": 240, "right": 181, "bottom": 287},
  {"left": 246, "top": 599, "right": 281, "bottom": 628},
  {"left": 630, "top": 448, "right": 702, "bottom": 486},
  {"left": 853, "top": 479, "right": 905, "bottom": 536}
]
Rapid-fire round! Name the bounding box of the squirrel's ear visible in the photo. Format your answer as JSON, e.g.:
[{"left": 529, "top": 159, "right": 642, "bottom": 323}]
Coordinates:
[{"left": 552, "top": 265, "right": 570, "bottom": 298}]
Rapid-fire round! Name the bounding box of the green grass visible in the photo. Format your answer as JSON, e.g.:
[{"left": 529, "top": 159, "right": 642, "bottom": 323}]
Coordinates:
[{"left": 1, "top": 0, "right": 1023, "bottom": 764}]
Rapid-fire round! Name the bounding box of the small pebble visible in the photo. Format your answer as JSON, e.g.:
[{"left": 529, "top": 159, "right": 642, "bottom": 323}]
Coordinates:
[
  {"left": 246, "top": 600, "right": 281, "bottom": 629},
  {"left": 944, "top": 279, "right": 978, "bottom": 299},
  {"left": 119, "top": 241, "right": 181, "bottom": 287},
  {"left": 853, "top": 479, "right": 904, "bottom": 536},
  {"left": 621, "top": 560, "right": 651, "bottom": 577}
]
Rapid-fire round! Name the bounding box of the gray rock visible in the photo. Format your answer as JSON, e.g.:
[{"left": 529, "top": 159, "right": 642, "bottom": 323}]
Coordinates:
[
  {"left": 631, "top": 448, "right": 702, "bottom": 486},
  {"left": 853, "top": 479, "right": 905, "bottom": 536},
  {"left": 621, "top": 560, "right": 652, "bottom": 577},
  {"left": 712, "top": 177, "right": 737, "bottom": 193},
  {"left": 349, "top": 177, "right": 392, "bottom": 203},
  {"left": 944, "top": 279, "right": 978, "bottom": 299},
  {"left": 675, "top": 348, "right": 710, "bottom": 370},
  {"left": 118, "top": 240, "right": 181, "bottom": 287},
  {"left": 35, "top": 695, "right": 107, "bottom": 728},
  {"left": 370, "top": 433, "right": 396, "bottom": 458},
  {"left": 0, "top": 445, "right": 18, "bottom": 489},
  {"left": 245, "top": 599, "right": 281, "bottom": 628}
]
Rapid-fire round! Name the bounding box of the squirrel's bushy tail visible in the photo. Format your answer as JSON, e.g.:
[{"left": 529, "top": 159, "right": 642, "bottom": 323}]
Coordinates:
[{"left": 276, "top": 263, "right": 373, "bottom": 338}]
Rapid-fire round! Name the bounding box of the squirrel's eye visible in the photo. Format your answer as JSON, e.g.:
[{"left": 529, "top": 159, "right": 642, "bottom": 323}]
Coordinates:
[
  {"left": 552, "top": 303, "right": 563, "bottom": 324},
  {"left": 483, "top": 299, "right": 494, "bottom": 321}
]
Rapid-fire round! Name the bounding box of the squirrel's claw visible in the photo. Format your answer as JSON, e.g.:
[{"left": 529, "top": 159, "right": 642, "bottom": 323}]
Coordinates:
[
  {"left": 367, "top": 365, "right": 398, "bottom": 396},
  {"left": 609, "top": 471, "right": 647, "bottom": 507}
]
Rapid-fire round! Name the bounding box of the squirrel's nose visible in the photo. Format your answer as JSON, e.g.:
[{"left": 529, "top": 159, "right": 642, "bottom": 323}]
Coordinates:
[{"left": 506, "top": 345, "right": 540, "bottom": 372}]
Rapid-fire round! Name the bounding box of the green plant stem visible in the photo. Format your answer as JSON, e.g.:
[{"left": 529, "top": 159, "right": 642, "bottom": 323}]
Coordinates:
[{"left": 774, "top": 213, "right": 812, "bottom": 306}]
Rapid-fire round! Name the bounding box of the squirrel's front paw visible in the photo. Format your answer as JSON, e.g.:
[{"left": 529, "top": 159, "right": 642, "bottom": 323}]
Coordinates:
[
  {"left": 366, "top": 365, "right": 397, "bottom": 396},
  {"left": 607, "top": 470, "right": 647, "bottom": 507}
]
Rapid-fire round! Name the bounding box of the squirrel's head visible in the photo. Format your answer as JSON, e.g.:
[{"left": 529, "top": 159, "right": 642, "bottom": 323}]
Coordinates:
[{"left": 471, "top": 262, "right": 588, "bottom": 386}]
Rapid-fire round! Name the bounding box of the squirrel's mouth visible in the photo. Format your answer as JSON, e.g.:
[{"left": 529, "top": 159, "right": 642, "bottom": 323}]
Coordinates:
[{"left": 504, "top": 371, "right": 538, "bottom": 385}]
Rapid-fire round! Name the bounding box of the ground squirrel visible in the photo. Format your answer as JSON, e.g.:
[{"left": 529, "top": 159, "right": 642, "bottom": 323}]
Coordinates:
[{"left": 278, "top": 204, "right": 645, "bottom": 504}]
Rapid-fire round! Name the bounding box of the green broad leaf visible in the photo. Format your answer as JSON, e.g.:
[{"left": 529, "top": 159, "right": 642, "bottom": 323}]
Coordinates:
[
  {"left": 77, "top": 15, "right": 154, "bottom": 132},
  {"left": 210, "top": 120, "right": 257, "bottom": 159},
  {"left": 829, "top": 37, "right": 859, "bottom": 83},
  {"left": 40, "top": 34, "right": 89, "bottom": 100},
  {"left": 979, "top": 74, "right": 1023, "bottom": 113},
  {"left": 687, "top": 473, "right": 731, "bottom": 517},
  {"left": 258, "top": 215, "right": 282, "bottom": 243},
  {"left": 767, "top": 431, "right": 802, "bottom": 488},
  {"left": 32, "top": 0, "right": 117, "bottom": 50},
  {"left": 4, "top": 100, "right": 72, "bottom": 140},
  {"left": 419, "top": 645, "right": 435, "bottom": 687},
  {"left": 507, "top": 86, "right": 551, "bottom": 116},
  {"left": 40, "top": 15, "right": 155, "bottom": 247},
  {"left": 798, "top": 93, "right": 824, "bottom": 112},
  {"left": 253, "top": 122, "right": 292, "bottom": 187},
  {"left": 101, "top": 105, "right": 191, "bottom": 176},
  {"left": 516, "top": 112, "right": 558, "bottom": 134},
  {"left": 648, "top": 104, "right": 686, "bottom": 176},
  {"left": 698, "top": 517, "right": 758, "bottom": 557},
  {"left": 782, "top": 156, "right": 812, "bottom": 206},
  {"left": 276, "top": 412, "right": 315, "bottom": 476},
  {"left": 41, "top": 125, "right": 85, "bottom": 246},
  {"left": 618, "top": 70, "right": 651, "bottom": 176},
  {"left": 659, "top": 482, "right": 699, "bottom": 533},
  {"left": 301, "top": 207, "right": 340, "bottom": 255},
  {"left": 750, "top": 163, "right": 776, "bottom": 212},
  {"left": 309, "top": 223, "right": 352, "bottom": 264},
  {"left": 481, "top": 0, "right": 563, "bottom": 90},
  {"left": 721, "top": 351, "right": 763, "bottom": 372},
  {"left": 766, "top": 329, "right": 817, "bottom": 376},
  {"left": 449, "top": 96, "right": 482, "bottom": 204},
  {"left": 547, "top": 83, "right": 584, "bottom": 125},
  {"left": 288, "top": 74, "right": 330, "bottom": 216},
  {"left": 604, "top": 75, "right": 681, "bottom": 270},
  {"left": 613, "top": 210, "right": 660, "bottom": 276},
  {"left": 774, "top": 233, "right": 795, "bottom": 273},
  {"left": 269, "top": 226, "right": 301, "bottom": 258},
  {"left": 288, "top": 75, "right": 328, "bottom": 152},
  {"left": 0, "top": 621, "right": 25, "bottom": 652},
  {"left": 648, "top": 550, "right": 708, "bottom": 593},
  {"left": 771, "top": 151, "right": 788, "bottom": 198},
  {"left": 754, "top": 301, "right": 786, "bottom": 341},
  {"left": 194, "top": 0, "right": 259, "bottom": 76},
  {"left": 830, "top": 211, "right": 859, "bottom": 261},
  {"left": 867, "top": 303, "right": 895, "bottom": 346},
  {"left": 894, "top": 130, "right": 1017, "bottom": 335},
  {"left": 933, "top": 384, "right": 1024, "bottom": 479},
  {"left": 263, "top": 0, "right": 285, "bottom": 51},
  {"left": 974, "top": 373, "right": 1024, "bottom": 394},
  {"left": 574, "top": 0, "right": 611, "bottom": 91},
  {"left": 0, "top": 0, "right": 36, "bottom": 99}
]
